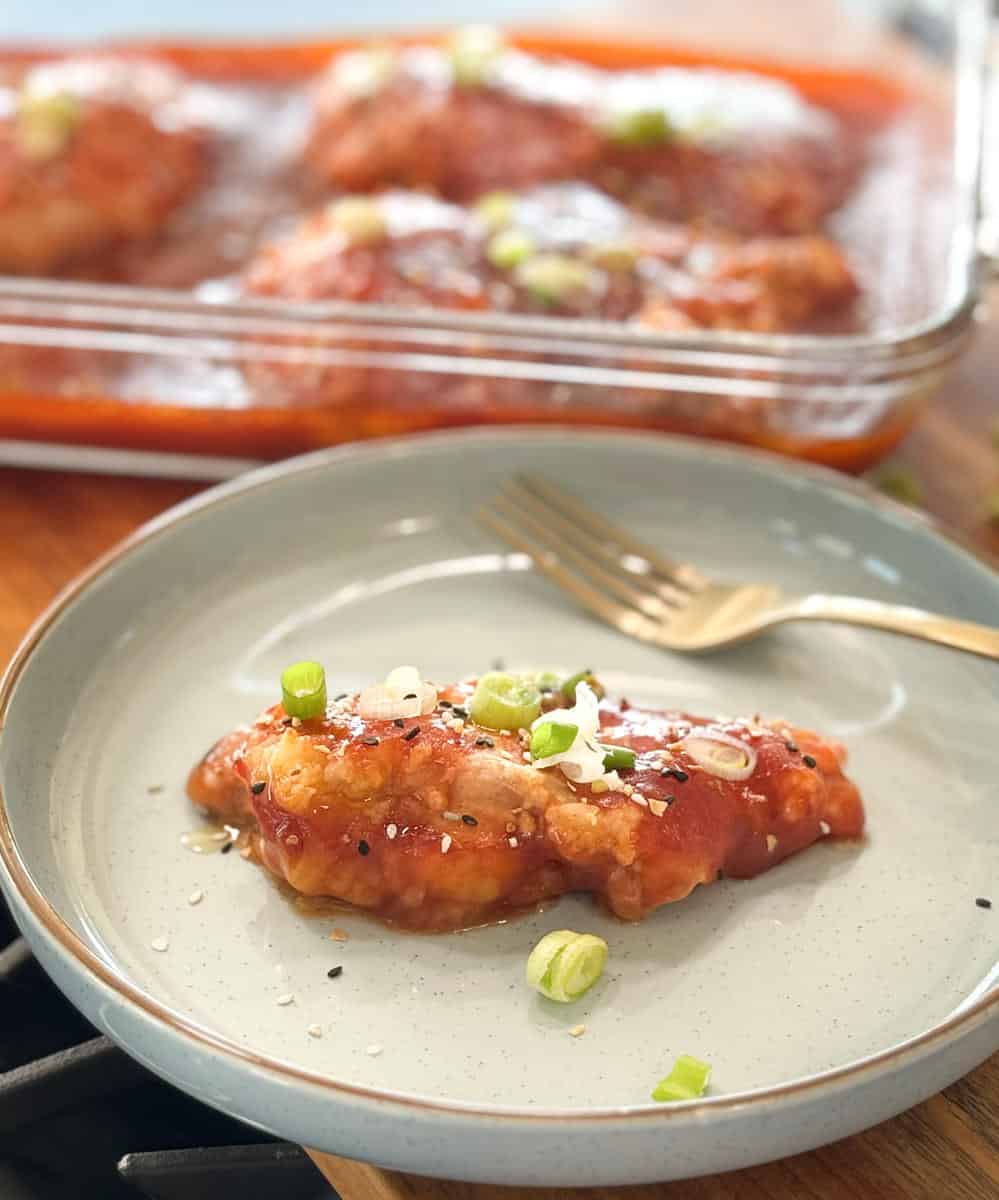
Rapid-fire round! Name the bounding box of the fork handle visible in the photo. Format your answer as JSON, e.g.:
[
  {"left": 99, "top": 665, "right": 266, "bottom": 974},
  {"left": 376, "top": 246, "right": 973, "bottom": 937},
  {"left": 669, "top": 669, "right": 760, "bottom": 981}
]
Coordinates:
[{"left": 788, "top": 594, "right": 999, "bottom": 660}]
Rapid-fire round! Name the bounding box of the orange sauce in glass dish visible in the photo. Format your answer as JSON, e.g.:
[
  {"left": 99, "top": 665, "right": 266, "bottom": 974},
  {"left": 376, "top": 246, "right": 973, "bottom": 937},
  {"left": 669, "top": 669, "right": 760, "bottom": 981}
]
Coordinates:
[{"left": 0, "top": 35, "right": 933, "bottom": 472}]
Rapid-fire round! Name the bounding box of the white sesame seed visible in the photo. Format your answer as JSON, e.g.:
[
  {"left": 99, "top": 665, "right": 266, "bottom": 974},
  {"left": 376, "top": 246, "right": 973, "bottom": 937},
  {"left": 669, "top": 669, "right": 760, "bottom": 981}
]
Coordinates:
[
  {"left": 448, "top": 717, "right": 465, "bottom": 733},
  {"left": 386, "top": 823, "right": 398, "bottom": 840},
  {"left": 522, "top": 751, "right": 532, "bottom": 761},
  {"left": 146, "top": 784, "right": 164, "bottom": 795},
  {"left": 766, "top": 834, "right": 778, "bottom": 853},
  {"left": 291, "top": 716, "right": 302, "bottom": 728},
  {"left": 276, "top": 993, "right": 295, "bottom": 1006},
  {"left": 187, "top": 889, "right": 204, "bottom": 906},
  {"left": 569, "top": 1024, "right": 586, "bottom": 1038},
  {"left": 631, "top": 793, "right": 648, "bottom": 808},
  {"left": 648, "top": 798, "right": 667, "bottom": 817},
  {"left": 819, "top": 820, "right": 831, "bottom": 836},
  {"left": 441, "top": 834, "right": 452, "bottom": 854},
  {"left": 150, "top": 935, "right": 169, "bottom": 953},
  {"left": 285, "top": 834, "right": 300, "bottom": 846},
  {"left": 366, "top": 1043, "right": 383, "bottom": 1057},
  {"left": 508, "top": 836, "right": 519, "bottom": 848},
  {"left": 307, "top": 1024, "right": 323, "bottom": 1038},
  {"left": 442, "top": 811, "right": 460, "bottom": 822}
]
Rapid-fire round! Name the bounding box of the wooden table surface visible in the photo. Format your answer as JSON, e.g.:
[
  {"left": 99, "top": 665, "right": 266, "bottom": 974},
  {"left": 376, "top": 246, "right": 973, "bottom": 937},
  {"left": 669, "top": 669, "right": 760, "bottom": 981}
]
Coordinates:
[{"left": 1, "top": 305, "right": 997, "bottom": 1198}]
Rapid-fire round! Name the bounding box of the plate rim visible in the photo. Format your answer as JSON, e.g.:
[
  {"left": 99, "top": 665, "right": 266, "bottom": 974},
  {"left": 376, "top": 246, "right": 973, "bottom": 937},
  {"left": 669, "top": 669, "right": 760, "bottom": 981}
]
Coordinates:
[{"left": 1, "top": 425, "right": 996, "bottom": 1125}]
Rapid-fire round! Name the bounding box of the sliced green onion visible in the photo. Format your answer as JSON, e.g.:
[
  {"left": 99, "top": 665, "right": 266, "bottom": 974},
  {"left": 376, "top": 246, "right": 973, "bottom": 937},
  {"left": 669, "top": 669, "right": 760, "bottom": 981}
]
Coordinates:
[
  {"left": 651, "top": 1055, "right": 712, "bottom": 1102},
  {"left": 329, "top": 197, "right": 387, "bottom": 244},
  {"left": 561, "top": 670, "right": 606, "bottom": 702},
  {"left": 16, "top": 91, "right": 79, "bottom": 160},
  {"left": 448, "top": 25, "right": 504, "bottom": 87},
  {"left": 487, "top": 228, "right": 536, "bottom": 269},
  {"left": 607, "top": 108, "right": 672, "bottom": 147},
  {"left": 475, "top": 190, "right": 516, "bottom": 231},
  {"left": 469, "top": 672, "right": 542, "bottom": 731},
  {"left": 337, "top": 45, "right": 397, "bottom": 98},
  {"left": 280, "top": 661, "right": 327, "bottom": 720},
  {"left": 514, "top": 254, "right": 595, "bottom": 305},
  {"left": 530, "top": 721, "right": 578, "bottom": 760},
  {"left": 526, "top": 929, "right": 608, "bottom": 1003},
  {"left": 873, "top": 465, "right": 923, "bottom": 507},
  {"left": 602, "top": 745, "right": 637, "bottom": 772},
  {"left": 529, "top": 670, "right": 561, "bottom": 694}
]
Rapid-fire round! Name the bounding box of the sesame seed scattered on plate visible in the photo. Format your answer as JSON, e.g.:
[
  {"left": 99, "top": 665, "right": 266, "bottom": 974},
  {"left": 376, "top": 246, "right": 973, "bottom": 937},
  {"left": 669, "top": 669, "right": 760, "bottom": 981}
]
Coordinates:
[
  {"left": 146, "top": 784, "right": 164, "bottom": 794},
  {"left": 276, "top": 993, "right": 295, "bottom": 1006},
  {"left": 187, "top": 889, "right": 204, "bottom": 906},
  {"left": 569, "top": 1024, "right": 586, "bottom": 1038},
  {"left": 150, "top": 936, "right": 169, "bottom": 953},
  {"left": 307, "top": 1024, "right": 323, "bottom": 1038},
  {"left": 366, "top": 1044, "right": 383, "bottom": 1057}
]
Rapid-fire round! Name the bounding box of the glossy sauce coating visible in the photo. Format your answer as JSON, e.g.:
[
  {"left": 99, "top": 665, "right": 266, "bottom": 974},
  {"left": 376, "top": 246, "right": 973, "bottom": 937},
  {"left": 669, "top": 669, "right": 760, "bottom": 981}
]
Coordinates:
[
  {"left": 188, "top": 684, "right": 864, "bottom": 931},
  {"left": 0, "top": 57, "right": 207, "bottom": 273}
]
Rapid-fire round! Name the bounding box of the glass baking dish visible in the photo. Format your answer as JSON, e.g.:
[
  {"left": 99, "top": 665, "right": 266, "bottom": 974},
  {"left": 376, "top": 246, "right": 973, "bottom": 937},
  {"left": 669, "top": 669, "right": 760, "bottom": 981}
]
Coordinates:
[{"left": 0, "top": 0, "right": 988, "bottom": 474}]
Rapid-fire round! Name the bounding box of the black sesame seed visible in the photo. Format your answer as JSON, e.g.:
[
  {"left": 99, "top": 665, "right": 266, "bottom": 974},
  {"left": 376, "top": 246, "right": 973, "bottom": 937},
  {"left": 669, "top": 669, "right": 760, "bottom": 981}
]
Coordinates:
[
  {"left": 327, "top": 965, "right": 343, "bottom": 979},
  {"left": 403, "top": 726, "right": 420, "bottom": 741},
  {"left": 451, "top": 705, "right": 468, "bottom": 719},
  {"left": 358, "top": 840, "right": 370, "bottom": 856},
  {"left": 439, "top": 699, "right": 452, "bottom": 709},
  {"left": 362, "top": 736, "right": 380, "bottom": 746},
  {"left": 785, "top": 741, "right": 800, "bottom": 754},
  {"left": 664, "top": 794, "right": 676, "bottom": 807},
  {"left": 220, "top": 841, "right": 233, "bottom": 855},
  {"left": 976, "top": 897, "right": 992, "bottom": 909},
  {"left": 461, "top": 814, "right": 478, "bottom": 826},
  {"left": 403, "top": 692, "right": 417, "bottom": 700},
  {"left": 661, "top": 767, "right": 688, "bottom": 783},
  {"left": 334, "top": 692, "right": 348, "bottom": 702},
  {"left": 250, "top": 781, "right": 266, "bottom": 795},
  {"left": 475, "top": 736, "right": 495, "bottom": 748},
  {"left": 802, "top": 754, "right": 817, "bottom": 769},
  {"left": 539, "top": 684, "right": 554, "bottom": 694},
  {"left": 393, "top": 718, "right": 405, "bottom": 728}
]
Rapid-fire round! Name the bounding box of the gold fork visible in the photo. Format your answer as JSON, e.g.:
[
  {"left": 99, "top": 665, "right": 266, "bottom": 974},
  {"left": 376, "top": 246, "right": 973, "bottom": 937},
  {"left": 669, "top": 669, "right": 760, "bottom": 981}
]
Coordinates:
[{"left": 478, "top": 474, "right": 999, "bottom": 660}]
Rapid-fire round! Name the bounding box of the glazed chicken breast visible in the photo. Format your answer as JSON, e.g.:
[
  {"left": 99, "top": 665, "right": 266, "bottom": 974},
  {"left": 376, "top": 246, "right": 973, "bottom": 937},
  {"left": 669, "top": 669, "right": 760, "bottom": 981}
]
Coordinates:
[
  {"left": 0, "top": 56, "right": 206, "bottom": 274},
  {"left": 188, "top": 676, "right": 864, "bottom": 932},
  {"left": 304, "top": 40, "right": 858, "bottom": 236}
]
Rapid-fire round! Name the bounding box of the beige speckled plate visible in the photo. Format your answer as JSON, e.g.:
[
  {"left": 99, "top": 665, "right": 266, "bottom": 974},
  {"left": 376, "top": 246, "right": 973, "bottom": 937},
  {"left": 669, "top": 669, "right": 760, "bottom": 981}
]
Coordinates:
[{"left": 0, "top": 430, "right": 996, "bottom": 1185}]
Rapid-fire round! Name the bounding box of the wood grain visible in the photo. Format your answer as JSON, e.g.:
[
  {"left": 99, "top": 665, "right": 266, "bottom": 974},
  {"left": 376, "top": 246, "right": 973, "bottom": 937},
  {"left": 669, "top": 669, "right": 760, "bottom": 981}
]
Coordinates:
[{"left": 0, "top": 299, "right": 996, "bottom": 1198}]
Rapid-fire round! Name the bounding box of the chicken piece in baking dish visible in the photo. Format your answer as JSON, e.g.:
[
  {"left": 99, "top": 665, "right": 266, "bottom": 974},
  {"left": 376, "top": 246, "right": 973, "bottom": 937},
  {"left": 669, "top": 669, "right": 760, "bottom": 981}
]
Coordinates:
[
  {"left": 0, "top": 57, "right": 207, "bottom": 274},
  {"left": 242, "top": 185, "right": 857, "bottom": 329},
  {"left": 188, "top": 669, "right": 864, "bottom": 932},
  {"left": 303, "top": 35, "right": 859, "bottom": 236},
  {"left": 303, "top": 39, "right": 602, "bottom": 201}
]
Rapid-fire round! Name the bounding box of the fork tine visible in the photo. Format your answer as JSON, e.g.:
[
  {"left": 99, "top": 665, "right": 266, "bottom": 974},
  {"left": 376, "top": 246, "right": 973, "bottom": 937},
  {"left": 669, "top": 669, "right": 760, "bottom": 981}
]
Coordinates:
[
  {"left": 490, "top": 494, "right": 672, "bottom": 619},
  {"left": 477, "top": 505, "right": 663, "bottom": 645},
  {"left": 516, "top": 474, "right": 708, "bottom": 591},
  {"left": 501, "top": 479, "right": 689, "bottom": 606}
]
